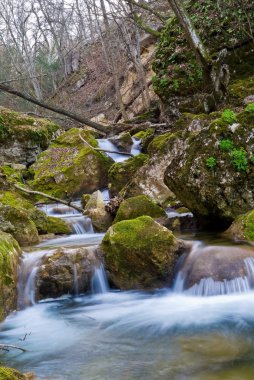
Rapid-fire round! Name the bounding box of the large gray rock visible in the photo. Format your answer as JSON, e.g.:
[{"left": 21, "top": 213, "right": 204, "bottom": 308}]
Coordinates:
[{"left": 37, "top": 246, "right": 100, "bottom": 299}]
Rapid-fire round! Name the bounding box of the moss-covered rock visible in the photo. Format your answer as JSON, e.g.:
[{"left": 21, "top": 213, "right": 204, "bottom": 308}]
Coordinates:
[
  {"left": 133, "top": 128, "right": 155, "bottom": 153},
  {"left": 108, "top": 153, "right": 148, "bottom": 197},
  {"left": 0, "top": 107, "right": 60, "bottom": 166},
  {"left": 152, "top": 3, "right": 254, "bottom": 119},
  {"left": 37, "top": 246, "right": 99, "bottom": 299},
  {"left": 30, "top": 128, "right": 113, "bottom": 199},
  {"left": 0, "top": 232, "right": 21, "bottom": 321},
  {"left": 0, "top": 205, "right": 39, "bottom": 246},
  {"left": 226, "top": 210, "right": 254, "bottom": 242},
  {"left": 109, "top": 132, "right": 133, "bottom": 152},
  {"left": 114, "top": 195, "right": 166, "bottom": 224},
  {"left": 162, "top": 107, "right": 254, "bottom": 228},
  {"left": 84, "top": 191, "right": 112, "bottom": 232},
  {"left": 81, "top": 193, "right": 91, "bottom": 209},
  {"left": 0, "top": 190, "right": 71, "bottom": 237},
  {"left": 0, "top": 367, "right": 25, "bottom": 380},
  {"left": 100, "top": 216, "right": 186, "bottom": 290}
]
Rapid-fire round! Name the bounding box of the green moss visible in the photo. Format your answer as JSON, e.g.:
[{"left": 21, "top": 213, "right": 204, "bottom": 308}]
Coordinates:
[
  {"left": 229, "top": 77, "right": 254, "bottom": 100},
  {"left": 0, "top": 367, "right": 24, "bottom": 380},
  {"left": 221, "top": 109, "right": 237, "bottom": 124},
  {"left": 114, "top": 195, "right": 166, "bottom": 223},
  {"left": 147, "top": 132, "right": 178, "bottom": 155},
  {"left": 30, "top": 128, "right": 113, "bottom": 198},
  {"left": 229, "top": 210, "right": 254, "bottom": 241},
  {"left": 46, "top": 216, "right": 72, "bottom": 234},
  {"left": 108, "top": 154, "right": 148, "bottom": 196},
  {"left": 0, "top": 107, "right": 59, "bottom": 146},
  {"left": 0, "top": 232, "right": 20, "bottom": 286},
  {"left": 101, "top": 216, "right": 178, "bottom": 289}
]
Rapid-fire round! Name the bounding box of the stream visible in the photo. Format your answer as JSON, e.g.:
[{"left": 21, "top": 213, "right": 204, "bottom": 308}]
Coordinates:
[{"left": 1, "top": 139, "right": 254, "bottom": 379}]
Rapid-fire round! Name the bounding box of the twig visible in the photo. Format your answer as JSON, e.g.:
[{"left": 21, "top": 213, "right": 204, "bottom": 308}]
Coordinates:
[
  {"left": 14, "top": 184, "right": 84, "bottom": 213},
  {"left": 0, "top": 344, "right": 27, "bottom": 352},
  {"left": 79, "top": 133, "right": 133, "bottom": 157}
]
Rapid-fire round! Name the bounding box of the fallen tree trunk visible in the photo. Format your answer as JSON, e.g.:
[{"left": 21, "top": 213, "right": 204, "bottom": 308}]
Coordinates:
[
  {"left": 79, "top": 134, "right": 133, "bottom": 157},
  {"left": 0, "top": 83, "right": 108, "bottom": 133},
  {"left": 14, "top": 184, "right": 84, "bottom": 213}
]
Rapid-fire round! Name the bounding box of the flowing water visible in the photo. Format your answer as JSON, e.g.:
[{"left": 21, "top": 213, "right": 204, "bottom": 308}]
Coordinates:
[{"left": 1, "top": 139, "right": 254, "bottom": 379}]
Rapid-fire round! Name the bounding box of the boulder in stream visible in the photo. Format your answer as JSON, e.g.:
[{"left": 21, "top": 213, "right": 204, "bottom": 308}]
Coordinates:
[
  {"left": 37, "top": 246, "right": 99, "bottom": 299},
  {"left": 225, "top": 210, "right": 254, "bottom": 242},
  {"left": 84, "top": 190, "right": 112, "bottom": 232},
  {"left": 113, "top": 195, "right": 167, "bottom": 224},
  {"left": 0, "top": 232, "right": 21, "bottom": 321},
  {"left": 176, "top": 244, "right": 254, "bottom": 295},
  {"left": 30, "top": 128, "right": 113, "bottom": 199},
  {"left": 100, "top": 215, "right": 186, "bottom": 290}
]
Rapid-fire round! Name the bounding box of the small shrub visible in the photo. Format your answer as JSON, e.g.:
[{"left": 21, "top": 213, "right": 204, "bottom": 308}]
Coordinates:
[
  {"left": 221, "top": 109, "right": 237, "bottom": 124},
  {"left": 219, "top": 139, "right": 234, "bottom": 151},
  {"left": 245, "top": 103, "right": 254, "bottom": 113},
  {"left": 206, "top": 156, "right": 217, "bottom": 169},
  {"left": 230, "top": 148, "right": 249, "bottom": 172}
]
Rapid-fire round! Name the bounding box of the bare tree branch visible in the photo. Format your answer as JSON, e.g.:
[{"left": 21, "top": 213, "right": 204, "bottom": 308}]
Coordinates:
[
  {"left": 14, "top": 184, "right": 85, "bottom": 213},
  {"left": 79, "top": 133, "right": 133, "bottom": 157},
  {"left": 0, "top": 83, "right": 108, "bottom": 133},
  {"left": 0, "top": 343, "right": 27, "bottom": 352}
]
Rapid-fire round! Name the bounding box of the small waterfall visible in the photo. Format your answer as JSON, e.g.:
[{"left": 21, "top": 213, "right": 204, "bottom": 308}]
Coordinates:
[
  {"left": 174, "top": 243, "right": 254, "bottom": 296},
  {"left": 91, "top": 264, "right": 109, "bottom": 294},
  {"left": 18, "top": 250, "right": 48, "bottom": 308},
  {"left": 73, "top": 264, "right": 79, "bottom": 296},
  {"left": 97, "top": 138, "right": 141, "bottom": 163},
  {"left": 69, "top": 215, "right": 94, "bottom": 235}
]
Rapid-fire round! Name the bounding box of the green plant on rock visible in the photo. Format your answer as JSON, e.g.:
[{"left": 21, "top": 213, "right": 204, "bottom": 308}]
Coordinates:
[
  {"left": 230, "top": 148, "right": 249, "bottom": 172},
  {"left": 206, "top": 156, "right": 217, "bottom": 169},
  {"left": 245, "top": 103, "right": 254, "bottom": 113},
  {"left": 218, "top": 139, "right": 234, "bottom": 151},
  {"left": 221, "top": 109, "right": 237, "bottom": 124}
]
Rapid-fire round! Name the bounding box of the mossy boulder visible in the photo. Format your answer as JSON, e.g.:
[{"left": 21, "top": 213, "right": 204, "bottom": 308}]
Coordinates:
[
  {"left": 0, "top": 190, "right": 70, "bottom": 241},
  {"left": 0, "top": 367, "right": 25, "bottom": 380},
  {"left": 109, "top": 132, "right": 133, "bottom": 152},
  {"left": 226, "top": 210, "right": 254, "bottom": 242},
  {"left": 30, "top": 128, "right": 113, "bottom": 199},
  {"left": 81, "top": 193, "right": 91, "bottom": 209},
  {"left": 133, "top": 128, "right": 155, "bottom": 152},
  {"left": 0, "top": 107, "right": 60, "bottom": 166},
  {"left": 162, "top": 107, "right": 254, "bottom": 228},
  {"left": 36, "top": 246, "right": 99, "bottom": 299},
  {"left": 100, "top": 216, "right": 186, "bottom": 290},
  {"left": 0, "top": 232, "right": 21, "bottom": 321},
  {"left": 84, "top": 191, "right": 112, "bottom": 232},
  {"left": 0, "top": 205, "right": 39, "bottom": 246},
  {"left": 114, "top": 195, "right": 166, "bottom": 224},
  {"left": 108, "top": 153, "right": 148, "bottom": 197}
]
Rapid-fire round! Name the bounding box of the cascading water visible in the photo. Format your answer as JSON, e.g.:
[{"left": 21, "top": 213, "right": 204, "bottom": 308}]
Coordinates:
[
  {"left": 174, "top": 242, "right": 254, "bottom": 296},
  {"left": 91, "top": 264, "right": 109, "bottom": 294},
  {"left": 97, "top": 137, "right": 141, "bottom": 163}
]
